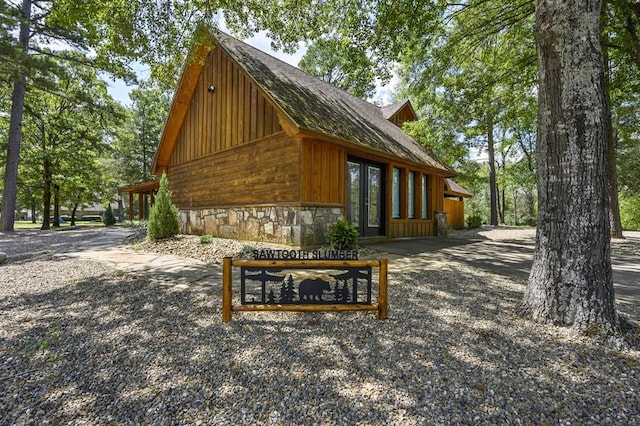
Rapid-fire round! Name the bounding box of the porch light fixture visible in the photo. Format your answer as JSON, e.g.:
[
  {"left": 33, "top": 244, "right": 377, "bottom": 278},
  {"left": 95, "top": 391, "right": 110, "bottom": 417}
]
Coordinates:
[{"left": 207, "top": 85, "right": 216, "bottom": 93}]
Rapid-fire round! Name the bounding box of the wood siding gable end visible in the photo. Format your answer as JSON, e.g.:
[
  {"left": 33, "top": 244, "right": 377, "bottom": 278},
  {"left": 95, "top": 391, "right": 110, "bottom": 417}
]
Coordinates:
[{"left": 152, "top": 43, "right": 209, "bottom": 174}]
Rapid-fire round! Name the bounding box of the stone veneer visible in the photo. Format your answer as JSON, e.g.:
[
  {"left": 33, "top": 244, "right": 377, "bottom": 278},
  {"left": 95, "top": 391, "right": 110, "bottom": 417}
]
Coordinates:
[{"left": 179, "top": 206, "right": 344, "bottom": 248}]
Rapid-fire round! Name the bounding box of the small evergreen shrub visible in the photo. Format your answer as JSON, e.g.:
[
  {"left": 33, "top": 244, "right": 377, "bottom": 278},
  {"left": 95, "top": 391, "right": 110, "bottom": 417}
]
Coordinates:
[
  {"left": 200, "top": 234, "right": 213, "bottom": 244},
  {"left": 328, "top": 219, "right": 359, "bottom": 250},
  {"left": 466, "top": 215, "right": 483, "bottom": 229},
  {"left": 103, "top": 205, "right": 116, "bottom": 227},
  {"left": 147, "top": 173, "right": 180, "bottom": 240}
]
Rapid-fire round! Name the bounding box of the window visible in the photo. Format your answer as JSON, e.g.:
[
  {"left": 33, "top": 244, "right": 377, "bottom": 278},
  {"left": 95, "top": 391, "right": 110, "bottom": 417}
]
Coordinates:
[
  {"left": 347, "top": 162, "right": 361, "bottom": 226},
  {"left": 421, "top": 175, "right": 428, "bottom": 219},
  {"left": 408, "top": 171, "right": 415, "bottom": 218},
  {"left": 392, "top": 167, "right": 401, "bottom": 219}
]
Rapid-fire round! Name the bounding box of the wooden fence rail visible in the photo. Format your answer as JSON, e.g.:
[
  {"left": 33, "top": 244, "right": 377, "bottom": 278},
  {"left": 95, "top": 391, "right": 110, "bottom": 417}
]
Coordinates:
[{"left": 222, "top": 257, "right": 388, "bottom": 322}]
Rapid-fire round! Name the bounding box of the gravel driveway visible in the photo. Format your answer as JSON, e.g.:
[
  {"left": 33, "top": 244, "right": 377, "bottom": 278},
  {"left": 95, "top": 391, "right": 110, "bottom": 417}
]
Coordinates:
[{"left": 1, "top": 227, "right": 639, "bottom": 425}]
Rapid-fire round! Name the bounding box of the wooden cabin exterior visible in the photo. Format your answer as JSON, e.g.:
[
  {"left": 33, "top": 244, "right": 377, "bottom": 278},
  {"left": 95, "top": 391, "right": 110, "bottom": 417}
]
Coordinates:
[
  {"left": 152, "top": 31, "right": 461, "bottom": 247},
  {"left": 444, "top": 178, "right": 473, "bottom": 229}
]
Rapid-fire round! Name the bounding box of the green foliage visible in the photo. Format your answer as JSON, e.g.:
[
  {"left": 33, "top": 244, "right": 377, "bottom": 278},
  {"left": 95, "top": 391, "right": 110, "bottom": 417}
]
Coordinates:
[
  {"left": 328, "top": 219, "right": 359, "bottom": 250},
  {"left": 298, "top": 38, "right": 376, "bottom": 99},
  {"left": 620, "top": 193, "right": 640, "bottom": 231},
  {"left": 111, "top": 82, "right": 172, "bottom": 185},
  {"left": 200, "top": 234, "right": 213, "bottom": 244},
  {"left": 103, "top": 204, "right": 116, "bottom": 226},
  {"left": 466, "top": 215, "right": 483, "bottom": 229},
  {"left": 146, "top": 173, "right": 179, "bottom": 240}
]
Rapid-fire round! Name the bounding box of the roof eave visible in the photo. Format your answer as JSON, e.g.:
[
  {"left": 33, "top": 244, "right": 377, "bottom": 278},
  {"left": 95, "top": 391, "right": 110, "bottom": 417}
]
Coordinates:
[{"left": 298, "top": 128, "right": 455, "bottom": 176}]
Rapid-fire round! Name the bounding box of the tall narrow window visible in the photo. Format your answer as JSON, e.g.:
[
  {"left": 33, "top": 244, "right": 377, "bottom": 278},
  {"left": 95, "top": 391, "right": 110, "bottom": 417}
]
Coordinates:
[
  {"left": 421, "top": 175, "right": 428, "bottom": 219},
  {"left": 408, "top": 171, "right": 416, "bottom": 218},
  {"left": 392, "top": 167, "right": 401, "bottom": 219},
  {"left": 347, "top": 162, "right": 361, "bottom": 226}
]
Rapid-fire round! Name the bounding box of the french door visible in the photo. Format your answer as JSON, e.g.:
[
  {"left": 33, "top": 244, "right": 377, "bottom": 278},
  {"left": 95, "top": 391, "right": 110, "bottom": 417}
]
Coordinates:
[{"left": 347, "top": 158, "right": 385, "bottom": 237}]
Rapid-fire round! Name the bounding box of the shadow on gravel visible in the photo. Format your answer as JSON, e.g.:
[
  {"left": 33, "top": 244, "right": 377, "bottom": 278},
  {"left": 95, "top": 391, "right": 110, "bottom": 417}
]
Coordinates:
[{"left": 1, "top": 262, "right": 639, "bottom": 424}]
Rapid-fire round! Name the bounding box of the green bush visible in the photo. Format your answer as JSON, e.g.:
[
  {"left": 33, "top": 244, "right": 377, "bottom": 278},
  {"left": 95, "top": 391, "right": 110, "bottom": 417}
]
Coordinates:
[
  {"left": 103, "top": 205, "right": 116, "bottom": 226},
  {"left": 200, "top": 234, "right": 213, "bottom": 244},
  {"left": 466, "top": 215, "right": 483, "bottom": 229},
  {"left": 328, "top": 219, "right": 359, "bottom": 250},
  {"left": 147, "top": 173, "right": 180, "bottom": 240}
]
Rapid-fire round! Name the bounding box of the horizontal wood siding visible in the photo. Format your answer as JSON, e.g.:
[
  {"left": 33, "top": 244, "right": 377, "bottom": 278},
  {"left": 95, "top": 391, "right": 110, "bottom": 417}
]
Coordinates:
[
  {"left": 170, "top": 46, "right": 282, "bottom": 167},
  {"left": 168, "top": 133, "right": 300, "bottom": 208},
  {"left": 444, "top": 198, "right": 465, "bottom": 229},
  {"left": 300, "top": 139, "right": 346, "bottom": 205}
]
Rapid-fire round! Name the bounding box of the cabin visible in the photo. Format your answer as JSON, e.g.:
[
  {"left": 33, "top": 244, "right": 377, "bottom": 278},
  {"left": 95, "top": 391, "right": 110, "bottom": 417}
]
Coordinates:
[{"left": 151, "top": 30, "right": 466, "bottom": 247}]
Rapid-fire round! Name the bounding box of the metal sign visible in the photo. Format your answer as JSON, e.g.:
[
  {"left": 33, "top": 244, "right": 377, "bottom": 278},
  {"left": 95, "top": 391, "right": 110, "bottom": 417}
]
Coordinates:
[{"left": 240, "top": 265, "right": 372, "bottom": 305}]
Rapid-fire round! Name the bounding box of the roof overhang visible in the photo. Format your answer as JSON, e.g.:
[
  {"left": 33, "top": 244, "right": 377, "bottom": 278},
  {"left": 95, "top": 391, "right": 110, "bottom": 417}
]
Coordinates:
[
  {"left": 444, "top": 178, "right": 472, "bottom": 197},
  {"left": 118, "top": 181, "right": 160, "bottom": 194}
]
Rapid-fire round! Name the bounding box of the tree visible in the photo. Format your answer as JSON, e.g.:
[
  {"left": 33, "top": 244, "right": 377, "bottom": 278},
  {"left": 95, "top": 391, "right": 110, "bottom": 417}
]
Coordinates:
[
  {"left": 18, "top": 51, "right": 120, "bottom": 230},
  {"left": 1, "top": 0, "right": 31, "bottom": 231},
  {"left": 298, "top": 38, "right": 376, "bottom": 99},
  {"left": 112, "top": 82, "right": 172, "bottom": 185},
  {"left": 147, "top": 172, "right": 179, "bottom": 240},
  {"left": 103, "top": 204, "right": 116, "bottom": 226},
  {"left": 396, "top": 2, "right": 537, "bottom": 227},
  {"left": 518, "top": 0, "right": 618, "bottom": 333}
]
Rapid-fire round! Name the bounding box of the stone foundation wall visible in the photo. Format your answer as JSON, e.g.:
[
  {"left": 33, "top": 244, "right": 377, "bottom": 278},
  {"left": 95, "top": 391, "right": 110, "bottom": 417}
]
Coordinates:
[{"left": 179, "top": 206, "right": 344, "bottom": 248}]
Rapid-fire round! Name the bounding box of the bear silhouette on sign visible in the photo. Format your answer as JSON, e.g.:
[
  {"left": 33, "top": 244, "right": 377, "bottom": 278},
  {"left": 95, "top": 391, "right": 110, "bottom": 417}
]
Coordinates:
[{"left": 298, "top": 278, "right": 331, "bottom": 302}]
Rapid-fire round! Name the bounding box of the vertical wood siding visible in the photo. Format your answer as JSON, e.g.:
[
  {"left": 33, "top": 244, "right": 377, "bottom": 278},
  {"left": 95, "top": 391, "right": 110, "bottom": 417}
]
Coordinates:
[
  {"left": 169, "top": 46, "right": 282, "bottom": 167},
  {"left": 444, "top": 198, "right": 465, "bottom": 229},
  {"left": 300, "top": 139, "right": 346, "bottom": 205},
  {"left": 389, "top": 108, "right": 416, "bottom": 128}
]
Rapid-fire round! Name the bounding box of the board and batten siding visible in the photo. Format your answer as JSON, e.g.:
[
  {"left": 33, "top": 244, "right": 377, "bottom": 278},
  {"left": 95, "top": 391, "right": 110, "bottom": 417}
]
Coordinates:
[
  {"left": 168, "top": 133, "right": 300, "bottom": 208},
  {"left": 387, "top": 170, "right": 444, "bottom": 238},
  {"left": 300, "top": 138, "right": 346, "bottom": 205},
  {"left": 169, "top": 46, "right": 282, "bottom": 166},
  {"left": 388, "top": 108, "right": 416, "bottom": 128},
  {"left": 444, "top": 198, "right": 465, "bottom": 229}
]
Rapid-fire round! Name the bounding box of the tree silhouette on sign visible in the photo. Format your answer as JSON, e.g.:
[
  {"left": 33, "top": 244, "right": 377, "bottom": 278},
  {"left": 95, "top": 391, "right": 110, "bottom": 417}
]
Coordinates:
[{"left": 279, "top": 274, "right": 297, "bottom": 303}]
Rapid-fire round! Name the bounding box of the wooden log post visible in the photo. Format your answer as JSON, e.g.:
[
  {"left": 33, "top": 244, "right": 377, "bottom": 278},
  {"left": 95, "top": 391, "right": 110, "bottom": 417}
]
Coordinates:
[
  {"left": 378, "top": 258, "right": 388, "bottom": 320},
  {"left": 222, "top": 257, "right": 232, "bottom": 322}
]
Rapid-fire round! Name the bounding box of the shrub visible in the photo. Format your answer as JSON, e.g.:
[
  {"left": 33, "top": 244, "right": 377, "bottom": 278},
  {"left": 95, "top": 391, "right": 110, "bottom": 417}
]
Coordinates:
[
  {"left": 328, "top": 219, "right": 359, "bottom": 250},
  {"left": 103, "top": 205, "right": 116, "bottom": 226},
  {"left": 466, "top": 215, "right": 483, "bottom": 229},
  {"left": 200, "top": 234, "right": 213, "bottom": 244},
  {"left": 147, "top": 173, "right": 180, "bottom": 240}
]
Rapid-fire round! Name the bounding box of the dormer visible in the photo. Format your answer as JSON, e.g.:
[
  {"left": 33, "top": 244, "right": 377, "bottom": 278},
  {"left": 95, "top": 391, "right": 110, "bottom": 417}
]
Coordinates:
[{"left": 381, "top": 100, "right": 417, "bottom": 128}]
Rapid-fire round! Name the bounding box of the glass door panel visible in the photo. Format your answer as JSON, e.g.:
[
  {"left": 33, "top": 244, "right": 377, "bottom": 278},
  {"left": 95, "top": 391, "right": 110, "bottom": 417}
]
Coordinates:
[
  {"left": 347, "top": 161, "right": 361, "bottom": 227},
  {"left": 346, "top": 158, "right": 384, "bottom": 237},
  {"left": 367, "top": 166, "right": 381, "bottom": 228}
]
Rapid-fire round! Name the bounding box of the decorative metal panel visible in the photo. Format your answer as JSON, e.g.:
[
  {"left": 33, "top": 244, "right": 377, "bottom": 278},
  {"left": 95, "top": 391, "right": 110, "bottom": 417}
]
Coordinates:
[{"left": 240, "top": 266, "right": 372, "bottom": 305}]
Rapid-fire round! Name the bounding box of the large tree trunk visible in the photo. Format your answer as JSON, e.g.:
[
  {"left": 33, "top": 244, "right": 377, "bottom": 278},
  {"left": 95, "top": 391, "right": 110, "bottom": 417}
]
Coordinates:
[
  {"left": 487, "top": 113, "right": 498, "bottom": 226},
  {"left": 1, "top": 0, "right": 31, "bottom": 231},
  {"left": 71, "top": 203, "right": 78, "bottom": 226},
  {"left": 519, "top": 0, "right": 618, "bottom": 333}
]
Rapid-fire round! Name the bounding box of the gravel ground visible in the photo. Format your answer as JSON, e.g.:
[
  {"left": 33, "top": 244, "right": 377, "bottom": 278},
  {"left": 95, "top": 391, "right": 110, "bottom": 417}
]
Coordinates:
[{"left": 1, "top": 226, "right": 639, "bottom": 425}]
